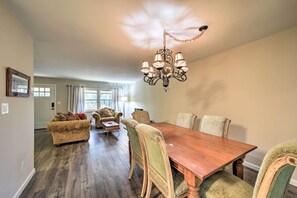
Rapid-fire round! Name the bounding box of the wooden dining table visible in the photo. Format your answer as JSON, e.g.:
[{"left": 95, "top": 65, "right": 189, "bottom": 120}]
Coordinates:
[{"left": 151, "top": 122, "right": 257, "bottom": 198}]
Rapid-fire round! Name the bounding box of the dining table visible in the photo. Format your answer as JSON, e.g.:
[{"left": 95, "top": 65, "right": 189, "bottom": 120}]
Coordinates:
[{"left": 150, "top": 122, "right": 257, "bottom": 198}]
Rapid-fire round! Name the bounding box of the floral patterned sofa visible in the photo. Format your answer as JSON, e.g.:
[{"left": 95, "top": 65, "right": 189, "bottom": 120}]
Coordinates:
[
  {"left": 47, "top": 112, "right": 90, "bottom": 145},
  {"left": 92, "top": 107, "right": 122, "bottom": 128}
]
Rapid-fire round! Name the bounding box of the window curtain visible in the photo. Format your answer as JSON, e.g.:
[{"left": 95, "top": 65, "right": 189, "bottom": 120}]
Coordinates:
[
  {"left": 112, "top": 86, "right": 122, "bottom": 111},
  {"left": 112, "top": 84, "right": 130, "bottom": 117},
  {"left": 67, "top": 85, "right": 85, "bottom": 113}
]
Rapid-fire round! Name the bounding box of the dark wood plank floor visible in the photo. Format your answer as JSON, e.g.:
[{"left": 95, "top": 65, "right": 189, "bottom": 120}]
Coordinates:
[{"left": 21, "top": 125, "right": 297, "bottom": 198}]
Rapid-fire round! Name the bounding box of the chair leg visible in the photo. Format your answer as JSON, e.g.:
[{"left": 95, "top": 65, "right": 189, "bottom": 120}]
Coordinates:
[
  {"left": 145, "top": 178, "right": 152, "bottom": 198},
  {"left": 140, "top": 167, "right": 147, "bottom": 197},
  {"left": 128, "top": 158, "right": 135, "bottom": 179}
]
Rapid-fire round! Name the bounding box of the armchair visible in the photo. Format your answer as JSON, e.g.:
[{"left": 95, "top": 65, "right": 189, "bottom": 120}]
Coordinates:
[
  {"left": 199, "top": 139, "right": 297, "bottom": 198},
  {"left": 92, "top": 107, "right": 122, "bottom": 128}
]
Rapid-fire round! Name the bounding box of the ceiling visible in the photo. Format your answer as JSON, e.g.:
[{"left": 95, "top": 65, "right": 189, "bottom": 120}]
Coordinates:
[{"left": 4, "top": 0, "right": 297, "bottom": 83}]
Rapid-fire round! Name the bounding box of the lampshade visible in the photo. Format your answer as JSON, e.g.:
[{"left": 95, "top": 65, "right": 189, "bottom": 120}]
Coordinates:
[
  {"left": 181, "top": 66, "right": 189, "bottom": 72},
  {"left": 148, "top": 66, "right": 156, "bottom": 77},
  {"left": 175, "top": 52, "right": 184, "bottom": 61},
  {"left": 175, "top": 52, "right": 186, "bottom": 68},
  {"left": 141, "top": 61, "right": 150, "bottom": 74},
  {"left": 153, "top": 52, "right": 165, "bottom": 69}
]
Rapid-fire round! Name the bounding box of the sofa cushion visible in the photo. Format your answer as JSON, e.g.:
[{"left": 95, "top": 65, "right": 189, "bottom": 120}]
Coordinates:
[
  {"left": 66, "top": 114, "right": 80, "bottom": 121},
  {"left": 47, "top": 120, "right": 90, "bottom": 132},
  {"left": 101, "top": 117, "right": 116, "bottom": 122},
  {"left": 98, "top": 108, "right": 113, "bottom": 117}
]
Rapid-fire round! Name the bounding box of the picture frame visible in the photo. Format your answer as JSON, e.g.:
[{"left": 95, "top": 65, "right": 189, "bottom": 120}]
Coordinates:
[{"left": 6, "top": 67, "right": 31, "bottom": 97}]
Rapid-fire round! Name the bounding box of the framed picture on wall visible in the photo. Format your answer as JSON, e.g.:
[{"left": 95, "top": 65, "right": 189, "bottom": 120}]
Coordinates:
[{"left": 6, "top": 67, "right": 31, "bottom": 97}]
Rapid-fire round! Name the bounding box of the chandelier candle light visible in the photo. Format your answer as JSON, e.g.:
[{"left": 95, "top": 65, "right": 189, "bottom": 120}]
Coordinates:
[{"left": 140, "top": 25, "right": 208, "bottom": 91}]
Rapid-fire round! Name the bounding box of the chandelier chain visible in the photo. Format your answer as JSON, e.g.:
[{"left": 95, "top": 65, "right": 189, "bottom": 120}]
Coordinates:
[{"left": 165, "top": 26, "right": 207, "bottom": 43}]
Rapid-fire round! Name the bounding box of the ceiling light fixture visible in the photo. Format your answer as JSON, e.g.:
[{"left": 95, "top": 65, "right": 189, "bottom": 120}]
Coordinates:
[{"left": 140, "top": 25, "right": 208, "bottom": 91}]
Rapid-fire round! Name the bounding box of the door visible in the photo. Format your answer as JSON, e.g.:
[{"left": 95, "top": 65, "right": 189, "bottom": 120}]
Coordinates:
[{"left": 34, "top": 84, "right": 56, "bottom": 129}]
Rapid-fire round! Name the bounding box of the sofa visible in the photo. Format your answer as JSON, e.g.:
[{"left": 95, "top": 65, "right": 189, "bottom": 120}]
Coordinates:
[
  {"left": 92, "top": 107, "right": 122, "bottom": 128},
  {"left": 47, "top": 112, "right": 90, "bottom": 145}
]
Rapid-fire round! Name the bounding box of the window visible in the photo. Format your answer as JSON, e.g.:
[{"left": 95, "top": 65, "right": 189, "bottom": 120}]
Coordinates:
[
  {"left": 100, "top": 90, "right": 113, "bottom": 108},
  {"left": 33, "top": 87, "right": 51, "bottom": 97},
  {"left": 84, "top": 89, "right": 113, "bottom": 112},
  {"left": 84, "top": 89, "right": 98, "bottom": 112}
]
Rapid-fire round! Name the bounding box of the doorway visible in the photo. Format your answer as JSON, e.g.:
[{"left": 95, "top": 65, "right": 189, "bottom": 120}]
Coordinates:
[{"left": 34, "top": 84, "right": 56, "bottom": 129}]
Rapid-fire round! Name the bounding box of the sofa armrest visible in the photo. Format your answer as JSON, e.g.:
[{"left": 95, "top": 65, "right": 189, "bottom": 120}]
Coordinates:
[
  {"left": 114, "top": 111, "right": 123, "bottom": 118},
  {"left": 92, "top": 111, "right": 101, "bottom": 120},
  {"left": 114, "top": 111, "right": 123, "bottom": 123}
]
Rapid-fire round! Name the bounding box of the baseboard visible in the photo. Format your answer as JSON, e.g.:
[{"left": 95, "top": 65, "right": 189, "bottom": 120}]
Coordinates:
[
  {"left": 243, "top": 161, "right": 260, "bottom": 171},
  {"left": 243, "top": 161, "right": 297, "bottom": 187},
  {"left": 13, "top": 168, "right": 35, "bottom": 198}
]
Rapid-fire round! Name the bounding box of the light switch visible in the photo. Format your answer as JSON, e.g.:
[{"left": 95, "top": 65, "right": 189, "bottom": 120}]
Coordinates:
[
  {"left": 57, "top": 101, "right": 61, "bottom": 105},
  {"left": 2, "top": 103, "right": 9, "bottom": 114}
]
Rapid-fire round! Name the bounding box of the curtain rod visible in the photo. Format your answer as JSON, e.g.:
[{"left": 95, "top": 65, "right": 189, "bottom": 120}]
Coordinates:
[{"left": 66, "top": 84, "right": 124, "bottom": 89}]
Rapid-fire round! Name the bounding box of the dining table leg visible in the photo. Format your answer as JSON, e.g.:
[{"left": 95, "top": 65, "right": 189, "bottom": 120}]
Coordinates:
[
  {"left": 184, "top": 169, "right": 201, "bottom": 198},
  {"left": 232, "top": 156, "right": 245, "bottom": 179}
]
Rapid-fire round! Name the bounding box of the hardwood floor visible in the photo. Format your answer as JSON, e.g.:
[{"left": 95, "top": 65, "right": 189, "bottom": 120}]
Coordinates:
[{"left": 21, "top": 125, "right": 297, "bottom": 198}]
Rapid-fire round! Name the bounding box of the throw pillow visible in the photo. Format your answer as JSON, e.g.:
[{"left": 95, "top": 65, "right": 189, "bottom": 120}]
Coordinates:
[
  {"left": 76, "top": 113, "right": 86, "bottom": 120},
  {"left": 53, "top": 114, "right": 67, "bottom": 121}
]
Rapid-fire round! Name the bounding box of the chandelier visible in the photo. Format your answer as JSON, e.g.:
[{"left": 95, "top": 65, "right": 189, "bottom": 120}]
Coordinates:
[{"left": 140, "top": 25, "right": 208, "bottom": 91}]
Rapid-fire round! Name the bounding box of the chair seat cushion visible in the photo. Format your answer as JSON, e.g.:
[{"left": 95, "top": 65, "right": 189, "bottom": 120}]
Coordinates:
[
  {"left": 172, "top": 168, "right": 188, "bottom": 196},
  {"left": 199, "top": 171, "right": 253, "bottom": 198},
  {"left": 101, "top": 117, "right": 116, "bottom": 122}
]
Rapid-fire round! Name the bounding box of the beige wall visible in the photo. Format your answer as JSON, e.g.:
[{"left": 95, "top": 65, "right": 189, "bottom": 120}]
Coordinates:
[
  {"left": 130, "top": 26, "right": 297, "bottom": 182},
  {"left": 34, "top": 77, "right": 117, "bottom": 117},
  {"left": 0, "top": 1, "right": 34, "bottom": 197}
]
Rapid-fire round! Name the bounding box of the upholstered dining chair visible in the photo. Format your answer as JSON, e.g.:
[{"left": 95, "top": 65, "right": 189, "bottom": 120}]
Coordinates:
[
  {"left": 176, "top": 112, "right": 197, "bottom": 129},
  {"left": 132, "top": 110, "right": 151, "bottom": 125},
  {"left": 135, "top": 124, "right": 188, "bottom": 198},
  {"left": 199, "top": 115, "right": 231, "bottom": 138},
  {"left": 121, "top": 118, "right": 147, "bottom": 197},
  {"left": 199, "top": 139, "right": 297, "bottom": 198}
]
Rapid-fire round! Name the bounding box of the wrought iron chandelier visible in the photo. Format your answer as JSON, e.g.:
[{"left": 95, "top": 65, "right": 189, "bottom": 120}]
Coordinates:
[{"left": 140, "top": 25, "right": 208, "bottom": 91}]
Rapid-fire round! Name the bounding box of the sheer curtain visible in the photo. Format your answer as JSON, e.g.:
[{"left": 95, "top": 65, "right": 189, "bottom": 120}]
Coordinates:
[
  {"left": 67, "top": 85, "right": 85, "bottom": 113},
  {"left": 112, "top": 84, "right": 130, "bottom": 117},
  {"left": 112, "top": 86, "right": 122, "bottom": 111}
]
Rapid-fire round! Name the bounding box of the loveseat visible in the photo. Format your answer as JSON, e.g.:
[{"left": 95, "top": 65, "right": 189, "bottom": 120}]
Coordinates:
[
  {"left": 47, "top": 112, "right": 90, "bottom": 145},
  {"left": 92, "top": 107, "right": 122, "bottom": 128}
]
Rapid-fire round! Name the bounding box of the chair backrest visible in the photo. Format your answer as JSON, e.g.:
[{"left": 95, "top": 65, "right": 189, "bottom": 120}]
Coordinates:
[
  {"left": 132, "top": 110, "right": 151, "bottom": 125},
  {"left": 199, "top": 115, "right": 231, "bottom": 138},
  {"left": 253, "top": 139, "right": 297, "bottom": 198},
  {"left": 176, "top": 112, "right": 197, "bottom": 129},
  {"left": 121, "top": 118, "right": 142, "bottom": 157},
  {"left": 135, "top": 124, "right": 175, "bottom": 197}
]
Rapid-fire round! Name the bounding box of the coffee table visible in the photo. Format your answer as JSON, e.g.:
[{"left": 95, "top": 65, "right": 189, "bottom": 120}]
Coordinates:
[{"left": 101, "top": 121, "right": 120, "bottom": 141}]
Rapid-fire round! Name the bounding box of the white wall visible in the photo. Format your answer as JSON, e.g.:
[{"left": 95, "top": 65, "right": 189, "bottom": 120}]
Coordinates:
[
  {"left": 0, "top": 1, "right": 34, "bottom": 197},
  {"left": 130, "top": 26, "right": 297, "bottom": 182}
]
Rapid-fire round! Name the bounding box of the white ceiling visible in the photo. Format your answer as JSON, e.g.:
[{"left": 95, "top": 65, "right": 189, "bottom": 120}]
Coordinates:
[{"left": 4, "top": 0, "right": 297, "bottom": 83}]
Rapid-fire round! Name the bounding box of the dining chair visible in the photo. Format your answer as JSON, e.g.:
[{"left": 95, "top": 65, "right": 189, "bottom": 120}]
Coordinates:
[
  {"left": 199, "top": 115, "right": 231, "bottom": 138},
  {"left": 176, "top": 112, "right": 197, "bottom": 129},
  {"left": 135, "top": 124, "right": 188, "bottom": 198},
  {"left": 132, "top": 110, "right": 151, "bottom": 125},
  {"left": 121, "top": 118, "right": 147, "bottom": 197},
  {"left": 199, "top": 139, "right": 297, "bottom": 198}
]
